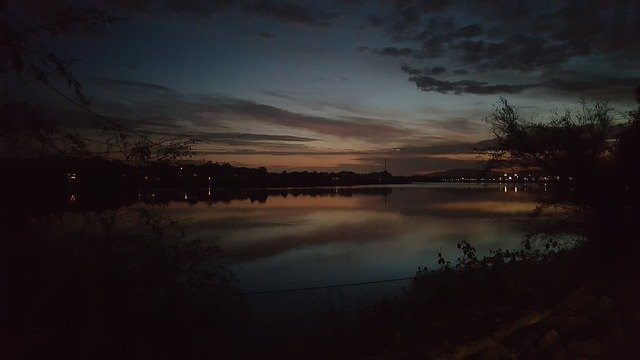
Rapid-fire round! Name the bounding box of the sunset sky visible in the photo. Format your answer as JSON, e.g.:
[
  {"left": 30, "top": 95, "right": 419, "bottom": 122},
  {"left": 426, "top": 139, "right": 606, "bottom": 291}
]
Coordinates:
[{"left": 8, "top": 0, "right": 640, "bottom": 174}]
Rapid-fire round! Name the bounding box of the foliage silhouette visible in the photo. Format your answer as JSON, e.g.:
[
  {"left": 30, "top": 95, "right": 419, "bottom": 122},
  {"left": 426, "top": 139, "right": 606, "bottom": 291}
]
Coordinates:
[
  {"left": 1, "top": 206, "right": 248, "bottom": 359},
  {"left": 1, "top": 5, "right": 197, "bottom": 163},
  {"left": 479, "top": 91, "right": 640, "bottom": 255},
  {"left": 1, "top": 6, "right": 245, "bottom": 359}
]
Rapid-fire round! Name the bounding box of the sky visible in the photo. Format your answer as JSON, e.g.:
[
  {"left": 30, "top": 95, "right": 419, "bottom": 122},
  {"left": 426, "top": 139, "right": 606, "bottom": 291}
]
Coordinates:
[{"left": 4, "top": 0, "right": 640, "bottom": 174}]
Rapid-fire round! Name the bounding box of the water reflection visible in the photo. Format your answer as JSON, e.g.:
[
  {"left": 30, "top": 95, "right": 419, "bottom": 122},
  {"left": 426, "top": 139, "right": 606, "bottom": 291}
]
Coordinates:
[
  {"left": 143, "top": 184, "right": 539, "bottom": 295},
  {"left": 54, "top": 184, "right": 539, "bottom": 297}
]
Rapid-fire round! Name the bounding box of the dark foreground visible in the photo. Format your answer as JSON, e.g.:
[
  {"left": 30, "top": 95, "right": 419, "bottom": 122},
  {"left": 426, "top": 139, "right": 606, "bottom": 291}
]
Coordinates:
[{"left": 2, "top": 209, "right": 639, "bottom": 360}]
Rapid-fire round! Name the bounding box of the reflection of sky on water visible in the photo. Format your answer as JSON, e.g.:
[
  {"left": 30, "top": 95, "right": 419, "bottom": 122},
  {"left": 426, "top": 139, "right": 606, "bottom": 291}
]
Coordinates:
[{"left": 158, "top": 184, "right": 538, "bottom": 295}]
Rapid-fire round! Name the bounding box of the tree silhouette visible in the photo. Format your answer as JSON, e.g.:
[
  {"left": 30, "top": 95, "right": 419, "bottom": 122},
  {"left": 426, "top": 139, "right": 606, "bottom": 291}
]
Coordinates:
[
  {"left": 0, "top": 5, "right": 197, "bottom": 163},
  {"left": 480, "top": 90, "right": 640, "bottom": 252}
]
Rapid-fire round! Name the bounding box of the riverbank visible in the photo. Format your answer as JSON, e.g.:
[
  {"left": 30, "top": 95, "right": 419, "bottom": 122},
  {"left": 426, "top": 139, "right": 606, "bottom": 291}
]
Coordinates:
[{"left": 281, "top": 244, "right": 640, "bottom": 359}]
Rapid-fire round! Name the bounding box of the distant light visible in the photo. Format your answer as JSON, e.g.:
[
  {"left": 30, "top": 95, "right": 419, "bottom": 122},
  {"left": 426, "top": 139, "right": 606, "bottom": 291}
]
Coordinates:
[
  {"left": 508, "top": 176, "right": 512, "bottom": 180},
  {"left": 504, "top": 187, "right": 507, "bottom": 193},
  {"left": 208, "top": 176, "right": 211, "bottom": 180},
  {"left": 184, "top": 193, "right": 188, "bottom": 200},
  {"left": 504, "top": 173, "right": 507, "bottom": 177},
  {"left": 68, "top": 173, "right": 76, "bottom": 180},
  {"left": 515, "top": 187, "right": 518, "bottom": 193}
]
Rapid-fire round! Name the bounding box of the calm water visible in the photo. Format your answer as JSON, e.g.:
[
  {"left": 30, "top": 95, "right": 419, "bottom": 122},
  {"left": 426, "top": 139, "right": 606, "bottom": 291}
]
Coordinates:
[
  {"left": 59, "top": 183, "right": 541, "bottom": 323},
  {"left": 140, "top": 183, "right": 539, "bottom": 314}
]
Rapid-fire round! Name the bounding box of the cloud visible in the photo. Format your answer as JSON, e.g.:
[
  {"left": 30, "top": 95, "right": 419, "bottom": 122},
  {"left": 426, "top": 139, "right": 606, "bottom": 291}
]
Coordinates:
[
  {"left": 372, "top": 47, "right": 421, "bottom": 57},
  {"left": 241, "top": 1, "right": 336, "bottom": 26},
  {"left": 363, "top": 0, "right": 640, "bottom": 96},
  {"left": 147, "top": 131, "right": 316, "bottom": 143},
  {"left": 398, "top": 64, "right": 640, "bottom": 96},
  {"left": 401, "top": 64, "right": 446, "bottom": 76},
  {"left": 541, "top": 76, "right": 640, "bottom": 94},
  {"left": 98, "top": 0, "right": 337, "bottom": 26},
  {"left": 212, "top": 99, "right": 411, "bottom": 140},
  {"left": 90, "top": 78, "right": 412, "bottom": 141},
  {"left": 95, "top": 78, "right": 177, "bottom": 94},
  {"left": 393, "top": 142, "right": 476, "bottom": 155},
  {"left": 198, "top": 149, "right": 366, "bottom": 156},
  {"left": 408, "top": 76, "right": 536, "bottom": 95},
  {"left": 366, "top": 14, "right": 386, "bottom": 27}
]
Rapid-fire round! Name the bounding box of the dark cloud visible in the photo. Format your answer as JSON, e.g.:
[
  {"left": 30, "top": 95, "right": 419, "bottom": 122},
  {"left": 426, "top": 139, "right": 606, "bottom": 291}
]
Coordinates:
[
  {"left": 542, "top": 76, "right": 640, "bottom": 94},
  {"left": 99, "top": 0, "right": 335, "bottom": 26},
  {"left": 241, "top": 1, "right": 335, "bottom": 26},
  {"left": 419, "top": 0, "right": 455, "bottom": 13},
  {"left": 400, "top": 65, "right": 422, "bottom": 76},
  {"left": 401, "top": 65, "right": 446, "bottom": 76},
  {"left": 539, "top": 76, "right": 640, "bottom": 101},
  {"left": 366, "top": 14, "right": 386, "bottom": 27},
  {"left": 90, "top": 78, "right": 412, "bottom": 141},
  {"left": 365, "top": 0, "right": 640, "bottom": 95},
  {"left": 406, "top": 72, "right": 640, "bottom": 97},
  {"left": 95, "top": 78, "right": 177, "bottom": 94},
  {"left": 394, "top": 142, "right": 475, "bottom": 155},
  {"left": 199, "top": 149, "right": 366, "bottom": 156},
  {"left": 261, "top": 90, "right": 298, "bottom": 101},
  {"left": 455, "top": 23, "right": 482, "bottom": 38},
  {"left": 215, "top": 99, "right": 411, "bottom": 140},
  {"left": 147, "top": 131, "right": 316, "bottom": 143},
  {"left": 451, "top": 35, "right": 574, "bottom": 72},
  {"left": 373, "top": 47, "right": 420, "bottom": 57},
  {"left": 429, "top": 117, "right": 486, "bottom": 133},
  {"left": 258, "top": 31, "right": 274, "bottom": 39},
  {"left": 408, "top": 75, "right": 536, "bottom": 95}
]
